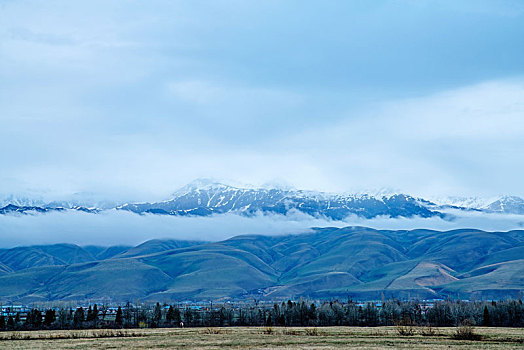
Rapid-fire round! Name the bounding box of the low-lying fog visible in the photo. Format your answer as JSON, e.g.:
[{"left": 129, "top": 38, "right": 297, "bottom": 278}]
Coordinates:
[{"left": 1, "top": 209, "right": 523, "bottom": 248}]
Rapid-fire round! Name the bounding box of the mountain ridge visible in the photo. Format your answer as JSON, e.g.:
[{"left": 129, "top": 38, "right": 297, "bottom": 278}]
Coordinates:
[{"left": 2, "top": 180, "right": 524, "bottom": 219}]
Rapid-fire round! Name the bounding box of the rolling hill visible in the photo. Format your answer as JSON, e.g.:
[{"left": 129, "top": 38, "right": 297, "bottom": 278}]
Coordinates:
[{"left": 0, "top": 227, "right": 522, "bottom": 302}]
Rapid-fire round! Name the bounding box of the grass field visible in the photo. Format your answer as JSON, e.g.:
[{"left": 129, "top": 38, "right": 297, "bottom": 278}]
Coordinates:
[{"left": 0, "top": 326, "right": 522, "bottom": 349}]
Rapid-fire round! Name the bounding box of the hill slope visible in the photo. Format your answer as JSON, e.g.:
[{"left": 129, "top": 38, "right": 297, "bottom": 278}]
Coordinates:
[{"left": 0, "top": 227, "right": 522, "bottom": 302}]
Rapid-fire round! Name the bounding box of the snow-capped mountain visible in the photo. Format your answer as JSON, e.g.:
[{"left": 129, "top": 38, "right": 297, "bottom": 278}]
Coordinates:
[
  {"left": 428, "top": 196, "right": 495, "bottom": 210},
  {"left": 0, "top": 195, "right": 46, "bottom": 208},
  {"left": 0, "top": 192, "right": 120, "bottom": 215},
  {"left": 0, "top": 204, "right": 99, "bottom": 215},
  {"left": 117, "top": 180, "right": 439, "bottom": 219},
  {"left": 429, "top": 195, "right": 524, "bottom": 215},
  {"left": 1, "top": 180, "right": 524, "bottom": 219},
  {"left": 484, "top": 196, "right": 524, "bottom": 215}
]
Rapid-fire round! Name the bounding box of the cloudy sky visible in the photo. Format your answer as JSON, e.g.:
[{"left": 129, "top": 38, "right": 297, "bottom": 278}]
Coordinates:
[{"left": 1, "top": 0, "right": 524, "bottom": 201}]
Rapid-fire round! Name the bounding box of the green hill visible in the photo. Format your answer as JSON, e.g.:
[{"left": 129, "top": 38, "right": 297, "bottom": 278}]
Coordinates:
[{"left": 0, "top": 227, "right": 522, "bottom": 302}]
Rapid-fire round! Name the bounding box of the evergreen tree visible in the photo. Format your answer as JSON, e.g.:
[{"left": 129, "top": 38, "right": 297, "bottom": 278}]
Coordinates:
[
  {"left": 74, "top": 307, "right": 85, "bottom": 328},
  {"left": 153, "top": 302, "right": 162, "bottom": 327},
  {"left": 7, "top": 315, "right": 14, "bottom": 330},
  {"left": 44, "top": 309, "right": 56, "bottom": 327},
  {"left": 308, "top": 303, "right": 317, "bottom": 325},
  {"left": 0, "top": 315, "right": 5, "bottom": 329},
  {"left": 57, "top": 309, "right": 70, "bottom": 329},
  {"left": 92, "top": 304, "right": 99, "bottom": 328},
  {"left": 166, "top": 305, "right": 175, "bottom": 324},
  {"left": 25, "top": 309, "right": 42, "bottom": 329},
  {"left": 483, "top": 306, "right": 491, "bottom": 326},
  {"left": 266, "top": 314, "right": 272, "bottom": 327},
  {"left": 86, "top": 306, "right": 93, "bottom": 322},
  {"left": 115, "top": 307, "right": 123, "bottom": 327},
  {"left": 184, "top": 307, "right": 193, "bottom": 326},
  {"left": 279, "top": 314, "right": 286, "bottom": 326},
  {"left": 173, "top": 307, "right": 182, "bottom": 325}
]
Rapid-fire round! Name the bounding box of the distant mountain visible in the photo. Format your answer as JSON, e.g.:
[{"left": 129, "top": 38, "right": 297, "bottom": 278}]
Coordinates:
[
  {"left": 0, "top": 227, "right": 522, "bottom": 302},
  {"left": 0, "top": 204, "right": 98, "bottom": 215},
  {"left": 485, "top": 196, "right": 524, "bottom": 215},
  {"left": 1, "top": 180, "right": 524, "bottom": 219},
  {"left": 0, "top": 195, "right": 46, "bottom": 208},
  {"left": 0, "top": 204, "right": 63, "bottom": 215},
  {"left": 116, "top": 180, "right": 440, "bottom": 219}
]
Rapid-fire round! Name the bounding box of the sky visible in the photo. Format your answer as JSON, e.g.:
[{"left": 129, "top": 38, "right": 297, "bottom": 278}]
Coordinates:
[{"left": 1, "top": 0, "right": 524, "bottom": 202}]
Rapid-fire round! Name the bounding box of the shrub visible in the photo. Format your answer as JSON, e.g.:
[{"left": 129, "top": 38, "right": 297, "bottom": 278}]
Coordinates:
[
  {"left": 419, "top": 324, "right": 437, "bottom": 337},
  {"left": 282, "top": 328, "right": 298, "bottom": 335},
  {"left": 202, "top": 328, "right": 222, "bottom": 334},
  {"left": 263, "top": 326, "right": 273, "bottom": 335},
  {"left": 451, "top": 319, "right": 481, "bottom": 341},
  {"left": 305, "top": 328, "right": 319, "bottom": 336},
  {"left": 395, "top": 319, "right": 415, "bottom": 336}
]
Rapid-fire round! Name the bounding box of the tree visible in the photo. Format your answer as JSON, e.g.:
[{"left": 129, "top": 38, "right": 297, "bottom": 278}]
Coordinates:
[
  {"left": 74, "top": 307, "right": 85, "bottom": 328},
  {"left": 92, "top": 304, "right": 99, "bottom": 328},
  {"left": 44, "top": 309, "right": 56, "bottom": 327},
  {"left": 86, "top": 306, "right": 93, "bottom": 322},
  {"left": 166, "top": 306, "right": 175, "bottom": 324},
  {"left": 115, "top": 307, "right": 123, "bottom": 327},
  {"left": 482, "top": 306, "right": 491, "bottom": 326},
  {"left": 25, "top": 309, "right": 42, "bottom": 329},
  {"left": 308, "top": 303, "right": 317, "bottom": 325},
  {"left": 184, "top": 307, "right": 193, "bottom": 326},
  {"left": 279, "top": 314, "right": 286, "bottom": 326},
  {"left": 123, "top": 302, "right": 132, "bottom": 327},
  {"left": 153, "top": 302, "right": 162, "bottom": 327},
  {"left": 0, "top": 315, "right": 5, "bottom": 329},
  {"left": 58, "top": 309, "right": 70, "bottom": 329},
  {"left": 7, "top": 315, "right": 15, "bottom": 330},
  {"left": 173, "top": 307, "right": 182, "bottom": 325},
  {"left": 85, "top": 304, "right": 99, "bottom": 325},
  {"left": 266, "top": 314, "right": 273, "bottom": 327}
]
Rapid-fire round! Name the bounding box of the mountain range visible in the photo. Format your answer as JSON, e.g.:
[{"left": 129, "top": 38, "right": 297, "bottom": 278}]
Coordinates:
[
  {"left": 0, "top": 227, "right": 522, "bottom": 303},
  {"left": 1, "top": 180, "right": 524, "bottom": 219}
]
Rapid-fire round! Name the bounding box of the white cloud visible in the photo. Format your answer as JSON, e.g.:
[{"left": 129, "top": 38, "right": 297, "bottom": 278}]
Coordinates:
[
  {"left": 0, "top": 209, "right": 522, "bottom": 248},
  {"left": 380, "top": 80, "right": 524, "bottom": 140},
  {"left": 1, "top": 1, "right": 524, "bottom": 200},
  {"left": 272, "top": 79, "right": 524, "bottom": 196}
]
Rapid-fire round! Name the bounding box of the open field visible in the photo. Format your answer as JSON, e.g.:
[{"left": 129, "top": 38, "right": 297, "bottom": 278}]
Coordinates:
[{"left": 0, "top": 326, "right": 522, "bottom": 349}]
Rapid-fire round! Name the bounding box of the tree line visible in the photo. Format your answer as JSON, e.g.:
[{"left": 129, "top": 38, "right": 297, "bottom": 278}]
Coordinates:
[{"left": 0, "top": 299, "right": 522, "bottom": 331}]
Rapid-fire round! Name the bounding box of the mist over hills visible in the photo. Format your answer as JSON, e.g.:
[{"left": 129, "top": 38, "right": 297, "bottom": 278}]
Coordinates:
[
  {"left": 1, "top": 180, "right": 524, "bottom": 219},
  {"left": 0, "top": 227, "right": 522, "bottom": 303}
]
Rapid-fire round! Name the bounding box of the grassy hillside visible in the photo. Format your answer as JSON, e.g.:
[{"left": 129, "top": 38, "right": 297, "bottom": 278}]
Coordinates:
[{"left": 0, "top": 227, "right": 522, "bottom": 302}]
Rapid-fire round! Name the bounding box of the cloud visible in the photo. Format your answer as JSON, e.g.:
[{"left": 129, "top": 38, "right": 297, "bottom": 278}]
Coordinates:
[
  {"left": 164, "top": 80, "right": 305, "bottom": 138},
  {"left": 1, "top": 1, "right": 524, "bottom": 200},
  {"left": 380, "top": 80, "right": 524, "bottom": 141},
  {"left": 0, "top": 210, "right": 327, "bottom": 247},
  {"left": 275, "top": 79, "right": 524, "bottom": 197},
  {"left": 0, "top": 210, "right": 522, "bottom": 248}
]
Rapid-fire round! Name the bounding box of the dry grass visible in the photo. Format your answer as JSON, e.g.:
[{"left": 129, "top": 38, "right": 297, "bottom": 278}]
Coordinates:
[
  {"left": 0, "top": 326, "right": 522, "bottom": 349},
  {"left": 395, "top": 320, "right": 416, "bottom": 336},
  {"left": 419, "top": 325, "right": 440, "bottom": 337},
  {"left": 0, "top": 329, "right": 141, "bottom": 341},
  {"left": 452, "top": 319, "right": 482, "bottom": 341}
]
